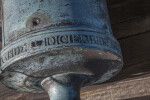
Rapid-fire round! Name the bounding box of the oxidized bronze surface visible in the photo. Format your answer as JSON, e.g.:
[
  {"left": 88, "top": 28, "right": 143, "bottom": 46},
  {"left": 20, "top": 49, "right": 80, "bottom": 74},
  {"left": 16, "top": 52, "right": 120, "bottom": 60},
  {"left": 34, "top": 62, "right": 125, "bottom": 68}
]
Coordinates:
[{"left": 0, "top": 0, "right": 123, "bottom": 100}]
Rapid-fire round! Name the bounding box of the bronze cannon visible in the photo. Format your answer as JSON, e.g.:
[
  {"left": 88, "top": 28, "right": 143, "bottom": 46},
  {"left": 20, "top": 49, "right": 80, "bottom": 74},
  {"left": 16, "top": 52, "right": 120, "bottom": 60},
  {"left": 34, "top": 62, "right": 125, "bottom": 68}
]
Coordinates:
[{"left": 0, "top": 0, "right": 123, "bottom": 100}]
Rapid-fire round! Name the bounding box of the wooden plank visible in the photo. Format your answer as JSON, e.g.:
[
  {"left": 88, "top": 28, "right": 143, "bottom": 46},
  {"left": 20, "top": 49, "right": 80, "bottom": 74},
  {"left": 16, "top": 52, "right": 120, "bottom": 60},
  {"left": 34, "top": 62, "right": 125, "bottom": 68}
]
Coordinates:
[
  {"left": 108, "top": 0, "right": 150, "bottom": 38},
  {"left": 113, "top": 16, "right": 150, "bottom": 39},
  {"left": 120, "top": 31, "right": 150, "bottom": 68},
  {"left": 107, "top": 0, "right": 150, "bottom": 24},
  {"left": 108, "top": 31, "right": 150, "bottom": 82},
  {"left": 81, "top": 74, "right": 150, "bottom": 100}
]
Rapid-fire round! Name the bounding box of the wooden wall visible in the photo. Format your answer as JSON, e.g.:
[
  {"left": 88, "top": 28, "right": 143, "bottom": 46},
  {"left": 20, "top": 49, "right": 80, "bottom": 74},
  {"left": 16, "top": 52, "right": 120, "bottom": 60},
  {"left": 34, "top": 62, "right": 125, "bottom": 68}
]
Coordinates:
[{"left": 0, "top": 0, "right": 150, "bottom": 99}]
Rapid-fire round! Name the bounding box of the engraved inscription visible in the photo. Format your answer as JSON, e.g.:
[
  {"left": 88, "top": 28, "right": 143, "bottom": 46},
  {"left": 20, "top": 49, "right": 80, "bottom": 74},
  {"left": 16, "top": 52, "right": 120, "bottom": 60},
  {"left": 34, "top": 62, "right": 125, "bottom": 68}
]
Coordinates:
[
  {"left": 2, "top": 34, "right": 120, "bottom": 65},
  {"left": 31, "top": 40, "right": 43, "bottom": 47},
  {"left": 1, "top": 44, "right": 27, "bottom": 64},
  {"left": 31, "top": 34, "right": 120, "bottom": 51}
]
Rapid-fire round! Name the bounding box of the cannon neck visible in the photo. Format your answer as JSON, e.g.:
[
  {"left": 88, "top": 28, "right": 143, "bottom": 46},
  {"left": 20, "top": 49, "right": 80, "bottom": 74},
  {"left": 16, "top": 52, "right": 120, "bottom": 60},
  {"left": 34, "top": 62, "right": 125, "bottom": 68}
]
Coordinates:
[{"left": 41, "top": 73, "right": 88, "bottom": 100}]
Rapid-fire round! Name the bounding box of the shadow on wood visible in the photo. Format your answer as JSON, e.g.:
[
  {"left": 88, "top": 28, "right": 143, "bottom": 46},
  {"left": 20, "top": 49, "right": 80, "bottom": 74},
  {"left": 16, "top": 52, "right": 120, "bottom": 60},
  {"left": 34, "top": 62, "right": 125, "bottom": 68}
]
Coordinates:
[{"left": 123, "top": 96, "right": 150, "bottom": 100}]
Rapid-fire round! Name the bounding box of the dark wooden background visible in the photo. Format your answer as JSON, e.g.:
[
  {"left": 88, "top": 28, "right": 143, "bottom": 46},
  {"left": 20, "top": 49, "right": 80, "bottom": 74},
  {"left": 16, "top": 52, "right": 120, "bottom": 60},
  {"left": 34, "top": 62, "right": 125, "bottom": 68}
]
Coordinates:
[{"left": 0, "top": 0, "right": 150, "bottom": 99}]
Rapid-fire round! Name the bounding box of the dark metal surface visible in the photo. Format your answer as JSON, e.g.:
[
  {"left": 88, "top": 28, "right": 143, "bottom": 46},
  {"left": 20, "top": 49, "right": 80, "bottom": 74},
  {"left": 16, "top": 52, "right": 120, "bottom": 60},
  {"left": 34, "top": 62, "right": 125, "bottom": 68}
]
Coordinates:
[
  {"left": 0, "top": 0, "right": 123, "bottom": 100},
  {"left": 41, "top": 74, "right": 88, "bottom": 100}
]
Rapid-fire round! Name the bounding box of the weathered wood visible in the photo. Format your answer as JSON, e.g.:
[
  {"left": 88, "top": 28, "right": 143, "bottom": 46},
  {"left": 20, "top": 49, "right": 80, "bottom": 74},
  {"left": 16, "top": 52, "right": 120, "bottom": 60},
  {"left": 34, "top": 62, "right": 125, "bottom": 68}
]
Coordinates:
[
  {"left": 108, "top": 31, "right": 150, "bottom": 82},
  {"left": 81, "top": 74, "right": 150, "bottom": 100},
  {"left": 113, "top": 16, "right": 150, "bottom": 39},
  {"left": 108, "top": 0, "right": 150, "bottom": 24},
  {"left": 108, "top": 0, "right": 150, "bottom": 38}
]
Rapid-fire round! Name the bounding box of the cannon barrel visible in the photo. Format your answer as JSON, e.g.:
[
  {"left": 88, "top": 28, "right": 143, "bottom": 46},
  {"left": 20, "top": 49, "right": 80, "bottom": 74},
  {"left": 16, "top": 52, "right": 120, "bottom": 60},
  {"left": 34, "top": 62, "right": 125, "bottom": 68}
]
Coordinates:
[{"left": 0, "top": 0, "right": 123, "bottom": 100}]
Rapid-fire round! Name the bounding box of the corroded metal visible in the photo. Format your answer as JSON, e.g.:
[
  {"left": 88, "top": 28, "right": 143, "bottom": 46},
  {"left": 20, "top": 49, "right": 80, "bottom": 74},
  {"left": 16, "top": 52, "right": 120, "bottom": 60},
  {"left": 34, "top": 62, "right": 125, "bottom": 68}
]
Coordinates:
[
  {"left": 41, "top": 74, "right": 87, "bottom": 100},
  {"left": 0, "top": 0, "right": 123, "bottom": 100}
]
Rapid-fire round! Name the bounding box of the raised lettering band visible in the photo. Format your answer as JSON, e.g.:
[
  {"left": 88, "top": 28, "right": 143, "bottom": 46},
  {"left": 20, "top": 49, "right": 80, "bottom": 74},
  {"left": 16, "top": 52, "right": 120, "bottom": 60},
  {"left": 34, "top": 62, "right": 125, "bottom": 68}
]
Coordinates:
[{"left": 1, "top": 31, "right": 121, "bottom": 70}]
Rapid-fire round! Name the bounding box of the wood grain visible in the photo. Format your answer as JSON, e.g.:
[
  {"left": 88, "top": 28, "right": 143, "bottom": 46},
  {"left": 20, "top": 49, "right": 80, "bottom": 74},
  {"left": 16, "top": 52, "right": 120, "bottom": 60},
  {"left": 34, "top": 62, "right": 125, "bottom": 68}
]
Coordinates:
[
  {"left": 108, "top": 0, "right": 150, "bottom": 38},
  {"left": 107, "top": 31, "right": 150, "bottom": 82},
  {"left": 81, "top": 74, "right": 150, "bottom": 100}
]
